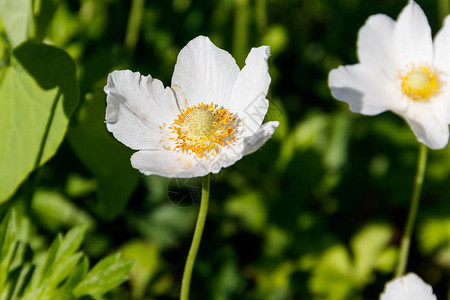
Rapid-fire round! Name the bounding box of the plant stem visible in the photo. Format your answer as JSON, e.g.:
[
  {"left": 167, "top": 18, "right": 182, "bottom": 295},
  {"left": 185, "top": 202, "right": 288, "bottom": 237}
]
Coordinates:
[
  {"left": 233, "top": 0, "right": 249, "bottom": 67},
  {"left": 180, "top": 174, "right": 211, "bottom": 300},
  {"left": 438, "top": 0, "right": 450, "bottom": 22},
  {"left": 124, "top": 0, "right": 145, "bottom": 55},
  {"left": 255, "top": 0, "right": 267, "bottom": 39},
  {"left": 395, "top": 143, "right": 428, "bottom": 277}
]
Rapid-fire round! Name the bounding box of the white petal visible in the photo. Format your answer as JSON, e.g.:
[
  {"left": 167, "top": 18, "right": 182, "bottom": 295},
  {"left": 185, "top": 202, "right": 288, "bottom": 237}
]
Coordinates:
[
  {"left": 328, "top": 64, "right": 406, "bottom": 115},
  {"left": 171, "top": 36, "right": 240, "bottom": 109},
  {"left": 243, "top": 121, "right": 279, "bottom": 155},
  {"left": 105, "top": 70, "right": 179, "bottom": 150},
  {"left": 131, "top": 150, "right": 206, "bottom": 178},
  {"left": 394, "top": 0, "right": 433, "bottom": 65},
  {"left": 432, "top": 89, "right": 450, "bottom": 124},
  {"left": 379, "top": 273, "right": 436, "bottom": 300},
  {"left": 204, "top": 143, "right": 245, "bottom": 174},
  {"left": 433, "top": 15, "right": 450, "bottom": 73},
  {"left": 357, "top": 14, "right": 398, "bottom": 75},
  {"left": 131, "top": 143, "right": 245, "bottom": 178},
  {"left": 404, "top": 102, "right": 449, "bottom": 149},
  {"left": 228, "top": 46, "right": 271, "bottom": 134}
]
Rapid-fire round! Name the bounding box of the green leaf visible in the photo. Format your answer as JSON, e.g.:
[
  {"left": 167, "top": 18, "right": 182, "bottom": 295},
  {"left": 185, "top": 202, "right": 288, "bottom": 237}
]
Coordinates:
[
  {"left": 0, "top": 0, "right": 32, "bottom": 47},
  {"left": 8, "top": 241, "right": 32, "bottom": 273},
  {"left": 0, "top": 210, "right": 18, "bottom": 289},
  {"left": 73, "top": 253, "right": 134, "bottom": 297},
  {"left": 375, "top": 247, "right": 397, "bottom": 274},
  {"left": 225, "top": 191, "right": 267, "bottom": 232},
  {"left": 0, "top": 210, "right": 16, "bottom": 260},
  {"left": 418, "top": 215, "right": 450, "bottom": 255},
  {"left": 55, "top": 226, "right": 86, "bottom": 263},
  {"left": 32, "top": 190, "right": 95, "bottom": 232},
  {"left": 45, "top": 226, "right": 86, "bottom": 288},
  {"left": 27, "top": 226, "right": 85, "bottom": 293},
  {"left": 0, "top": 41, "right": 78, "bottom": 202},
  {"left": 310, "top": 223, "right": 394, "bottom": 300},
  {"left": 121, "top": 240, "right": 160, "bottom": 298},
  {"left": 7, "top": 263, "right": 33, "bottom": 300},
  {"left": 33, "top": 0, "right": 61, "bottom": 42},
  {"left": 49, "top": 252, "right": 83, "bottom": 289},
  {"left": 350, "top": 223, "right": 393, "bottom": 282},
  {"left": 63, "top": 257, "right": 89, "bottom": 291},
  {"left": 38, "top": 234, "right": 61, "bottom": 286},
  {"left": 43, "top": 288, "right": 76, "bottom": 300},
  {"left": 68, "top": 92, "right": 139, "bottom": 220},
  {"left": 309, "top": 244, "right": 355, "bottom": 300}
]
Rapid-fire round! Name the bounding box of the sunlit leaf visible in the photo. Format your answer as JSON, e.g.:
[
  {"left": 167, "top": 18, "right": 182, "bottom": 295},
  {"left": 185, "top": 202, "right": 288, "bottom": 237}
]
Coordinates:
[
  {"left": 55, "top": 226, "right": 86, "bottom": 263},
  {"left": 309, "top": 244, "right": 355, "bottom": 300},
  {"left": 49, "top": 289, "right": 77, "bottom": 300},
  {"left": 254, "top": 261, "right": 294, "bottom": 300},
  {"left": 350, "top": 223, "right": 393, "bottom": 282},
  {"left": 0, "top": 0, "right": 32, "bottom": 47},
  {"left": 418, "top": 215, "right": 450, "bottom": 255},
  {"left": 375, "top": 247, "right": 397, "bottom": 274},
  {"left": 32, "top": 190, "right": 95, "bottom": 231},
  {"left": 8, "top": 263, "right": 33, "bottom": 300},
  {"left": 36, "top": 233, "right": 61, "bottom": 287},
  {"left": 0, "top": 41, "right": 77, "bottom": 202},
  {"left": 121, "top": 240, "right": 160, "bottom": 298},
  {"left": 310, "top": 223, "right": 394, "bottom": 300},
  {"left": 0, "top": 210, "right": 17, "bottom": 289},
  {"left": 225, "top": 191, "right": 267, "bottom": 232},
  {"left": 261, "top": 25, "right": 288, "bottom": 56},
  {"left": 0, "top": 209, "right": 130, "bottom": 298},
  {"left": 49, "top": 252, "right": 83, "bottom": 289},
  {"left": 65, "top": 174, "right": 97, "bottom": 198},
  {"left": 73, "top": 253, "right": 134, "bottom": 297},
  {"left": 63, "top": 256, "right": 89, "bottom": 290}
]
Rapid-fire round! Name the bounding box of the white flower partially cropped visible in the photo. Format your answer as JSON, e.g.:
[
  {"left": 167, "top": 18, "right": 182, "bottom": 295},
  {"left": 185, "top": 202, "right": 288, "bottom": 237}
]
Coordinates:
[
  {"left": 379, "top": 273, "right": 437, "bottom": 300},
  {"left": 329, "top": 0, "right": 450, "bottom": 149},
  {"left": 104, "top": 36, "right": 279, "bottom": 178}
]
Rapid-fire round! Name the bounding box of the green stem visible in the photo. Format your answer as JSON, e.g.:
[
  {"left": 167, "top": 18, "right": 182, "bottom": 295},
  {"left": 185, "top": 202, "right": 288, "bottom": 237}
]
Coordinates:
[
  {"left": 233, "top": 0, "right": 249, "bottom": 67},
  {"left": 124, "top": 0, "right": 145, "bottom": 55},
  {"left": 438, "top": 0, "right": 450, "bottom": 22},
  {"left": 180, "top": 174, "right": 210, "bottom": 300},
  {"left": 255, "top": 0, "right": 267, "bottom": 39},
  {"left": 395, "top": 143, "right": 428, "bottom": 277}
]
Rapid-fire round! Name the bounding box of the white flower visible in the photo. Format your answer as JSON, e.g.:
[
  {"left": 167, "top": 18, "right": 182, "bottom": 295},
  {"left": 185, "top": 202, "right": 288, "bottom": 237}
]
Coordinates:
[
  {"left": 104, "top": 36, "right": 279, "bottom": 178},
  {"left": 379, "top": 273, "right": 437, "bottom": 300},
  {"left": 329, "top": 0, "right": 450, "bottom": 149}
]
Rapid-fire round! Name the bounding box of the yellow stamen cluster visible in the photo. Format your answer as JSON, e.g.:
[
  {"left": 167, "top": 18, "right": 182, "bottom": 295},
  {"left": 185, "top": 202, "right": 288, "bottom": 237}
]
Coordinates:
[
  {"left": 398, "top": 64, "right": 441, "bottom": 102},
  {"left": 169, "top": 102, "right": 238, "bottom": 158}
]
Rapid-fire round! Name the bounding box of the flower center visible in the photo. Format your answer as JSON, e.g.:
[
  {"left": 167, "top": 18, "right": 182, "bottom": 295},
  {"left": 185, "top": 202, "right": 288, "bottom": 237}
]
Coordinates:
[
  {"left": 169, "top": 103, "right": 238, "bottom": 158},
  {"left": 187, "top": 106, "right": 216, "bottom": 138},
  {"left": 398, "top": 64, "right": 441, "bottom": 102}
]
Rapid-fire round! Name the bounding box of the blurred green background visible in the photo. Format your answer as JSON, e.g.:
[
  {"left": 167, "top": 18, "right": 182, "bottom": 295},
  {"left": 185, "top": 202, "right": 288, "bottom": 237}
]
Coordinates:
[{"left": 1, "top": 0, "right": 450, "bottom": 299}]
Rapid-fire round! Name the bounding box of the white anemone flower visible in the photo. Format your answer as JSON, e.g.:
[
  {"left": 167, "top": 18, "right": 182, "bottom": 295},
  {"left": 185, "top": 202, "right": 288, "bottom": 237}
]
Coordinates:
[
  {"left": 104, "top": 36, "right": 279, "bottom": 178},
  {"left": 379, "top": 273, "right": 437, "bottom": 300},
  {"left": 329, "top": 0, "right": 450, "bottom": 149}
]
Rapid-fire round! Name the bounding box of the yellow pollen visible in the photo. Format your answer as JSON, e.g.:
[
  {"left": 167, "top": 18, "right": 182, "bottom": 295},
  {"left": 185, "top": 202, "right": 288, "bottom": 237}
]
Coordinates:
[
  {"left": 187, "top": 107, "right": 216, "bottom": 138},
  {"left": 168, "top": 102, "right": 238, "bottom": 158},
  {"left": 399, "top": 64, "right": 441, "bottom": 102}
]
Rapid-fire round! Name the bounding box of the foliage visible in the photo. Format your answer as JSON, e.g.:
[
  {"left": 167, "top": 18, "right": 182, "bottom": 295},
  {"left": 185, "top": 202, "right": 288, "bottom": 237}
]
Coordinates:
[{"left": 0, "top": 210, "right": 134, "bottom": 300}]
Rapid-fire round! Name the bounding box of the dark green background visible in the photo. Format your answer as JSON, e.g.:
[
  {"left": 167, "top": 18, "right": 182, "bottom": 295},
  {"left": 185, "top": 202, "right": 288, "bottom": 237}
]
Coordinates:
[{"left": 2, "top": 0, "right": 450, "bottom": 299}]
